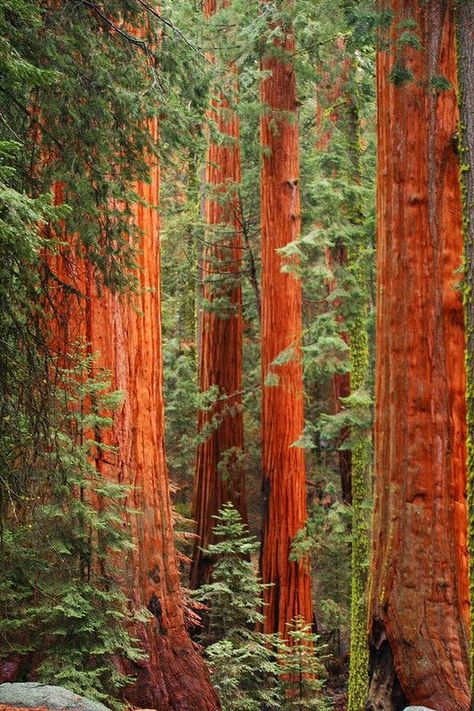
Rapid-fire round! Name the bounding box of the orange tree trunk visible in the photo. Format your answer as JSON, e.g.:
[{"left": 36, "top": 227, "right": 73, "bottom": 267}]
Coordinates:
[
  {"left": 367, "top": 3, "right": 469, "bottom": 710},
  {"left": 52, "top": 125, "right": 220, "bottom": 710},
  {"left": 259, "top": 0, "right": 313, "bottom": 637},
  {"left": 190, "top": 0, "right": 246, "bottom": 589}
]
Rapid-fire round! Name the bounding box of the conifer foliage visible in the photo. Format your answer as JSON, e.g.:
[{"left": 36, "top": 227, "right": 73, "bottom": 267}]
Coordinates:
[
  {"left": 194, "top": 503, "right": 280, "bottom": 711},
  {"left": 3, "top": 1, "right": 474, "bottom": 710},
  {"left": 194, "top": 504, "right": 328, "bottom": 711},
  {"left": 0, "top": 358, "right": 141, "bottom": 702}
]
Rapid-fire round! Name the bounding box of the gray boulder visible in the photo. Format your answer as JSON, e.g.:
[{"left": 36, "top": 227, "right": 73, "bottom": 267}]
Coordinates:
[
  {"left": 0, "top": 683, "right": 111, "bottom": 711},
  {"left": 403, "top": 707, "right": 437, "bottom": 711}
]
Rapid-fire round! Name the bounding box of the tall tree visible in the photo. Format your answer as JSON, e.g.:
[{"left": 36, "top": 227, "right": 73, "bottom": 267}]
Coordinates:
[
  {"left": 190, "top": 0, "right": 247, "bottom": 589},
  {"left": 345, "top": 80, "right": 371, "bottom": 711},
  {"left": 0, "top": 4, "right": 208, "bottom": 700},
  {"left": 259, "top": 0, "right": 313, "bottom": 637},
  {"left": 456, "top": 1, "right": 474, "bottom": 698},
  {"left": 313, "top": 37, "right": 372, "bottom": 702},
  {"left": 367, "top": 3, "right": 469, "bottom": 710},
  {"left": 81, "top": 122, "right": 221, "bottom": 709},
  {"left": 46, "top": 78, "right": 220, "bottom": 711}
]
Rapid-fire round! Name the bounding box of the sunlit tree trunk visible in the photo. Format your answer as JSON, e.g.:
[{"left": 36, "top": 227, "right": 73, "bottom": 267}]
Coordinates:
[
  {"left": 456, "top": 4, "right": 474, "bottom": 700},
  {"left": 51, "top": 120, "right": 220, "bottom": 711},
  {"left": 367, "top": 3, "right": 469, "bottom": 710},
  {"left": 259, "top": 0, "right": 313, "bottom": 637},
  {"left": 190, "top": 0, "right": 246, "bottom": 589}
]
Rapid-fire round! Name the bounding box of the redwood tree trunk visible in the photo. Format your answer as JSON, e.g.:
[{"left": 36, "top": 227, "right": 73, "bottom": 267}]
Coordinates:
[
  {"left": 368, "top": 3, "right": 469, "bottom": 710},
  {"left": 52, "top": 123, "right": 220, "bottom": 710},
  {"left": 259, "top": 0, "right": 313, "bottom": 637},
  {"left": 190, "top": 0, "right": 246, "bottom": 589}
]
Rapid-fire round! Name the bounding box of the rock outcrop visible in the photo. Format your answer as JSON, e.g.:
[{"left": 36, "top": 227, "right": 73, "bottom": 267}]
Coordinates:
[{"left": 0, "top": 683, "right": 110, "bottom": 711}]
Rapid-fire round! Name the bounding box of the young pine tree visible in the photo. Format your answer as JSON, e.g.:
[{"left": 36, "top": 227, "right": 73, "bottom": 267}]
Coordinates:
[
  {"left": 277, "top": 617, "right": 329, "bottom": 711},
  {"left": 0, "top": 356, "right": 142, "bottom": 705},
  {"left": 194, "top": 504, "right": 330, "bottom": 711},
  {"left": 193, "top": 503, "right": 280, "bottom": 711}
]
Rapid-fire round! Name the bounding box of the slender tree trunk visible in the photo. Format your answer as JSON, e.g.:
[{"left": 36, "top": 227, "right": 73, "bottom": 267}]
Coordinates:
[
  {"left": 259, "top": 0, "right": 313, "bottom": 637},
  {"left": 316, "top": 43, "right": 372, "bottom": 707},
  {"left": 346, "top": 93, "right": 371, "bottom": 711},
  {"left": 190, "top": 0, "right": 246, "bottom": 589},
  {"left": 456, "top": 4, "right": 474, "bottom": 703},
  {"left": 51, "top": 121, "right": 220, "bottom": 711},
  {"left": 368, "top": 3, "right": 469, "bottom": 710}
]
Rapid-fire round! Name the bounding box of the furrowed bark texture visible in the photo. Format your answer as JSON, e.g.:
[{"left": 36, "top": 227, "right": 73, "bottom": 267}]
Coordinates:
[
  {"left": 190, "top": 0, "right": 246, "bottom": 589},
  {"left": 456, "top": 3, "right": 474, "bottom": 699},
  {"left": 259, "top": 2, "right": 313, "bottom": 637},
  {"left": 368, "top": 3, "right": 469, "bottom": 710},
  {"left": 50, "top": 125, "right": 220, "bottom": 711}
]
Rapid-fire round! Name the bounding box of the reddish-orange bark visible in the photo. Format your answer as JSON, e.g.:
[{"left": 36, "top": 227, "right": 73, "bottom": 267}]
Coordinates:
[
  {"left": 259, "top": 3, "right": 313, "bottom": 637},
  {"left": 368, "top": 4, "right": 469, "bottom": 709},
  {"left": 49, "top": 124, "right": 220, "bottom": 710},
  {"left": 190, "top": 0, "right": 246, "bottom": 589}
]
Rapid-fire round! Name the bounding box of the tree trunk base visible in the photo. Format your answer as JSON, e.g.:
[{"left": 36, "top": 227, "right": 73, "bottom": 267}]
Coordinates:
[{"left": 366, "top": 624, "right": 407, "bottom": 711}]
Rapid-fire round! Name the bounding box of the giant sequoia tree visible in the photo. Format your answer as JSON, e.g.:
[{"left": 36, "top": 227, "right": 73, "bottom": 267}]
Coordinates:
[
  {"left": 259, "top": 0, "right": 313, "bottom": 637},
  {"left": 190, "top": 0, "right": 247, "bottom": 590},
  {"left": 92, "top": 169, "right": 220, "bottom": 711},
  {"left": 367, "top": 3, "right": 469, "bottom": 709},
  {"left": 9, "top": 0, "right": 474, "bottom": 707},
  {"left": 53, "top": 128, "right": 220, "bottom": 710},
  {"left": 13, "top": 4, "right": 222, "bottom": 705}
]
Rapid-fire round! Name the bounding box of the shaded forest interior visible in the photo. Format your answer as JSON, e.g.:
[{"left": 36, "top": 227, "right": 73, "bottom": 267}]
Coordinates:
[{"left": 1, "top": 2, "right": 474, "bottom": 711}]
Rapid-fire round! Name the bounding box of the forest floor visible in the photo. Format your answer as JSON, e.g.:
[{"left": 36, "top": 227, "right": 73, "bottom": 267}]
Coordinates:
[
  {"left": 326, "top": 689, "right": 348, "bottom": 711},
  {"left": 325, "top": 656, "right": 349, "bottom": 711}
]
